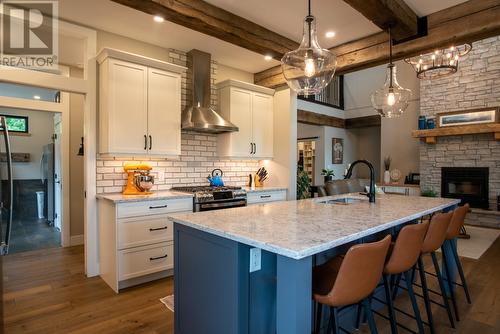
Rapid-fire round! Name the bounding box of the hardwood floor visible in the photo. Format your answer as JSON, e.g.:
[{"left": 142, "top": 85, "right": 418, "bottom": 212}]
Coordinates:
[
  {"left": 3, "top": 246, "right": 173, "bottom": 334},
  {"left": 3, "top": 238, "right": 500, "bottom": 333}
]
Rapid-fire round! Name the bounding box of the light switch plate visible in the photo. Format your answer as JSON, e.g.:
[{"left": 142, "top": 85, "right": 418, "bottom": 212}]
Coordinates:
[{"left": 249, "top": 248, "right": 261, "bottom": 273}]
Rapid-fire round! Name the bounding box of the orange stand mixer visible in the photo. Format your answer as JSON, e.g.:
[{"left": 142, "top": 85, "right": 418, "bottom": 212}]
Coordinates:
[{"left": 122, "top": 164, "right": 154, "bottom": 195}]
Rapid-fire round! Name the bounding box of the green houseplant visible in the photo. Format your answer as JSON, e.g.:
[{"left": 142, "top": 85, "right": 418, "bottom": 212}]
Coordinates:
[
  {"left": 297, "top": 168, "right": 311, "bottom": 200},
  {"left": 421, "top": 188, "right": 438, "bottom": 197},
  {"left": 321, "top": 168, "right": 335, "bottom": 183}
]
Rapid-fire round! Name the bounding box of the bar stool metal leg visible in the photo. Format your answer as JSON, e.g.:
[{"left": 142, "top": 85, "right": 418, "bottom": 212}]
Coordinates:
[
  {"left": 431, "top": 251, "right": 455, "bottom": 328},
  {"left": 417, "top": 257, "right": 435, "bottom": 334},
  {"left": 315, "top": 303, "right": 323, "bottom": 334},
  {"left": 404, "top": 271, "right": 425, "bottom": 334},
  {"left": 362, "top": 298, "right": 378, "bottom": 334},
  {"left": 383, "top": 274, "right": 398, "bottom": 334},
  {"left": 326, "top": 306, "right": 339, "bottom": 334},
  {"left": 392, "top": 273, "right": 402, "bottom": 300},
  {"left": 450, "top": 240, "right": 472, "bottom": 304},
  {"left": 354, "top": 303, "right": 363, "bottom": 329},
  {"left": 441, "top": 246, "right": 460, "bottom": 321}
]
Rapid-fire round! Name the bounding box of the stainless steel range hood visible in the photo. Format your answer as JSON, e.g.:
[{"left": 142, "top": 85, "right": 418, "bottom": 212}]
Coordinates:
[{"left": 182, "top": 49, "right": 238, "bottom": 133}]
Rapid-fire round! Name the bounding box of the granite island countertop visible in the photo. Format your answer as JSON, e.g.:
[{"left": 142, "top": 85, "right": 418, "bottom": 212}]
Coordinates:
[
  {"left": 169, "top": 194, "right": 460, "bottom": 259},
  {"left": 97, "top": 190, "right": 193, "bottom": 203}
]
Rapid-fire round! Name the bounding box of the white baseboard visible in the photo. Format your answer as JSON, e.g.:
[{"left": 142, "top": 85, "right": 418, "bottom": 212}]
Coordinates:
[{"left": 70, "top": 234, "right": 84, "bottom": 246}]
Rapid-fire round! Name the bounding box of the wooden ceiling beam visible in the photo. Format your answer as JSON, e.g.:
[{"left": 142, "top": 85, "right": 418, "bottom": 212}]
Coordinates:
[
  {"left": 110, "top": 0, "right": 299, "bottom": 59},
  {"left": 297, "top": 110, "right": 345, "bottom": 128},
  {"left": 342, "top": 0, "right": 418, "bottom": 41},
  {"left": 255, "top": 0, "right": 500, "bottom": 88}
]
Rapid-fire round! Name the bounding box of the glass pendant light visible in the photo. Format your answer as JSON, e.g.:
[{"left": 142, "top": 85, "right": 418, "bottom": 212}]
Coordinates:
[
  {"left": 281, "top": 0, "right": 336, "bottom": 96},
  {"left": 371, "top": 27, "right": 412, "bottom": 118}
]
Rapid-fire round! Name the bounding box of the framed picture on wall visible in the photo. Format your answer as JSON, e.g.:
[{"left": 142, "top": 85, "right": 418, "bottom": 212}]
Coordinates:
[
  {"left": 332, "top": 138, "right": 343, "bottom": 164},
  {"left": 437, "top": 107, "right": 499, "bottom": 127}
]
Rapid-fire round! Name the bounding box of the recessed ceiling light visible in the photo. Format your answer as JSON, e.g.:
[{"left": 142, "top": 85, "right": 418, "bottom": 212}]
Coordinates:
[
  {"left": 153, "top": 16, "right": 164, "bottom": 23},
  {"left": 264, "top": 55, "right": 273, "bottom": 61},
  {"left": 33, "top": 95, "right": 41, "bottom": 100},
  {"left": 325, "top": 31, "right": 336, "bottom": 38}
]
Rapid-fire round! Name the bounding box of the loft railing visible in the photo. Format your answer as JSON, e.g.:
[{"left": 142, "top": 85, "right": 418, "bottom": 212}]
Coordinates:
[{"left": 298, "top": 75, "right": 344, "bottom": 110}]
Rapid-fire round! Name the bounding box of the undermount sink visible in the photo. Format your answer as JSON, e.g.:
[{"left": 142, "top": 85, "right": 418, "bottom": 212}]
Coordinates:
[{"left": 318, "top": 197, "right": 361, "bottom": 205}]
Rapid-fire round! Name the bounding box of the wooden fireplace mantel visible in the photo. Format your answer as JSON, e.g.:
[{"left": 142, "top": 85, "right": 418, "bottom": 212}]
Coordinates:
[{"left": 412, "top": 123, "right": 500, "bottom": 144}]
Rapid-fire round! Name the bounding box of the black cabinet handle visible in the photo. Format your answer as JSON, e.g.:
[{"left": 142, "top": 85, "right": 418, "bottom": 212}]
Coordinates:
[
  {"left": 250, "top": 142, "right": 253, "bottom": 154},
  {"left": 149, "top": 254, "right": 168, "bottom": 261},
  {"left": 149, "top": 204, "right": 168, "bottom": 209},
  {"left": 149, "top": 135, "right": 152, "bottom": 150},
  {"left": 260, "top": 195, "right": 272, "bottom": 199},
  {"left": 144, "top": 135, "right": 147, "bottom": 150},
  {"left": 254, "top": 143, "right": 257, "bottom": 154},
  {"left": 149, "top": 226, "right": 168, "bottom": 231}
]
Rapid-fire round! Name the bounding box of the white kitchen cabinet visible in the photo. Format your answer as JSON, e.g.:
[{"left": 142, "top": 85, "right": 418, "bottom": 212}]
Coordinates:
[
  {"left": 147, "top": 67, "right": 181, "bottom": 156},
  {"left": 98, "top": 196, "right": 193, "bottom": 293},
  {"left": 380, "top": 185, "right": 421, "bottom": 196},
  {"left": 97, "top": 48, "right": 185, "bottom": 157},
  {"left": 216, "top": 79, "right": 274, "bottom": 159},
  {"left": 247, "top": 189, "right": 287, "bottom": 205}
]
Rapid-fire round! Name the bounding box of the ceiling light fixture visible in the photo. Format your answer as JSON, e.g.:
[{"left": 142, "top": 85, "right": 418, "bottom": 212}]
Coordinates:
[
  {"left": 264, "top": 55, "right": 273, "bottom": 61},
  {"left": 281, "top": 0, "right": 336, "bottom": 96},
  {"left": 404, "top": 44, "right": 471, "bottom": 79},
  {"left": 325, "top": 31, "right": 336, "bottom": 38},
  {"left": 370, "top": 26, "right": 411, "bottom": 118},
  {"left": 33, "top": 95, "right": 41, "bottom": 100},
  {"left": 153, "top": 15, "right": 164, "bottom": 23}
]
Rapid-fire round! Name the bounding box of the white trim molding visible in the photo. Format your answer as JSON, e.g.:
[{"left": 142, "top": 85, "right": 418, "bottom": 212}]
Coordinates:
[{"left": 70, "top": 234, "right": 84, "bottom": 246}]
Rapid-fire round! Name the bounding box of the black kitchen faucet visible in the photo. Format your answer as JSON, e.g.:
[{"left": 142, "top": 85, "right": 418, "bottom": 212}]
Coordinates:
[{"left": 344, "top": 160, "right": 376, "bottom": 203}]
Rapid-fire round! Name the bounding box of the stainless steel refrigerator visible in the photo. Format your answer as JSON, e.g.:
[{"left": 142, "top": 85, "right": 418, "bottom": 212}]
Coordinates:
[{"left": 0, "top": 115, "right": 14, "bottom": 332}]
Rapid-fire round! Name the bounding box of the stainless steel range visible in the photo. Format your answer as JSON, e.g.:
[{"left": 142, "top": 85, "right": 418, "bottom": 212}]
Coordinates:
[{"left": 170, "top": 186, "right": 247, "bottom": 212}]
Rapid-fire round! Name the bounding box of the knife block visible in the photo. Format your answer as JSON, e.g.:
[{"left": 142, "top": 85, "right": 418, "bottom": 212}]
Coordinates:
[{"left": 254, "top": 174, "right": 264, "bottom": 187}]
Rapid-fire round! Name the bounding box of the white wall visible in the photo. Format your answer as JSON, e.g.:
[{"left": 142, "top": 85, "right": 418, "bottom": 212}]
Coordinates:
[
  {"left": 344, "top": 60, "right": 420, "bottom": 181},
  {"left": 69, "top": 67, "right": 85, "bottom": 237},
  {"left": 216, "top": 64, "right": 254, "bottom": 83},
  {"left": 0, "top": 108, "right": 54, "bottom": 180},
  {"left": 263, "top": 87, "right": 297, "bottom": 199}
]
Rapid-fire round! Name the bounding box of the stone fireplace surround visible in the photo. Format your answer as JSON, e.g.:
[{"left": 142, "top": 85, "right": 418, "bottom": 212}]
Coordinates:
[{"left": 419, "top": 36, "right": 500, "bottom": 228}]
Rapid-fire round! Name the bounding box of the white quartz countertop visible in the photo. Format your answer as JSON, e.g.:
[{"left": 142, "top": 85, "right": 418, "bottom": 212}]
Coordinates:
[
  {"left": 169, "top": 194, "right": 460, "bottom": 259},
  {"left": 96, "top": 191, "right": 193, "bottom": 203}
]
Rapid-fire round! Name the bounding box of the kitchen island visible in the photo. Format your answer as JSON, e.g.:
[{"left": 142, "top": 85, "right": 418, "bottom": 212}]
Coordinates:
[{"left": 169, "top": 194, "right": 460, "bottom": 334}]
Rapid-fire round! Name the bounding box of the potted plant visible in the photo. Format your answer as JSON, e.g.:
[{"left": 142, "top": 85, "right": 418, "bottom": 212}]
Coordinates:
[
  {"left": 421, "top": 188, "right": 438, "bottom": 197},
  {"left": 297, "top": 168, "right": 311, "bottom": 200},
  {"left": 383, "top": 156, "right": 392, "bottom": 184},
  {"left": 321, "top": 168, "right": 335, "bottom": 183}
]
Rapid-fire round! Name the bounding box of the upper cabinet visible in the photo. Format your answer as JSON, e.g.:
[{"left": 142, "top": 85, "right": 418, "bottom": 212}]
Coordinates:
[
  {"left": 97, "top": 48, "right": 186, "bottom": 157},
  {"left": 216, "top": 80, "right": 274, "bottom": 159}
]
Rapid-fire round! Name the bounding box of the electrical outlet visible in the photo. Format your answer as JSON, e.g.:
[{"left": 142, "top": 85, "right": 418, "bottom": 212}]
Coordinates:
[
  {"left": 249, "top": 248, "right": 261, "bottom": 273},
  {"left": 157, "top": 171, "right": 165, "bottom": 182}
]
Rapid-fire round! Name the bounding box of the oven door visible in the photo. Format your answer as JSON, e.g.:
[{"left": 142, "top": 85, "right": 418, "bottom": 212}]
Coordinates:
[{"left": 195, "top": 199, "right": 247, "bottom": 212}]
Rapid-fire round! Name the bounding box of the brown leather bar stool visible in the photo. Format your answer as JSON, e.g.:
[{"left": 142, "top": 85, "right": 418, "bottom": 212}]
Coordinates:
[
  {"left": 410, "top": 212, "right": 456, "bottom": 333},
  {"left": 371, "top": 222, "right": 429, "bottom": 334},
  {"left": 441, "top": 204, "right": 472, "bottom": 321},
  {"left": 313, "top": 235, "right": 391, "bottom": 334}
]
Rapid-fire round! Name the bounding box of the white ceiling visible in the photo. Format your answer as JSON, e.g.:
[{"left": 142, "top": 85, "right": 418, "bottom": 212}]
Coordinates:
[{"left": 57, "top": 0, "right": 469, "bottom": 73}]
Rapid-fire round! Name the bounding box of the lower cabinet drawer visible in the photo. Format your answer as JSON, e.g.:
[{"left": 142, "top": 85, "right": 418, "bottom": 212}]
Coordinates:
[
  {"left": 247, "top": 190, "right": 286, "bottom": 205},
  {"left": 118, "top": 242, "right": 173, "bottom": 281},
  {"left": 118, "top": 215, "right": 173, "bottom": 249},
  {"left": 117, "top": 198, "right": 193, "bottom": 218}
]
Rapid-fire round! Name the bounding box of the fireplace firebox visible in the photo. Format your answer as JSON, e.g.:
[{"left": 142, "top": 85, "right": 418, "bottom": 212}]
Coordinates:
[{"left": 441, "top": 167, "right": 489, "bottom": 209}]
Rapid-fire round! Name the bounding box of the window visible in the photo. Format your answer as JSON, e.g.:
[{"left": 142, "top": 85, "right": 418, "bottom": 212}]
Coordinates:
[
  {"left": 0, "top": 115, "right": 29, "bottom": 133},
  {"left": 298, "top": 75, "right": 344, "bottom": 110}
]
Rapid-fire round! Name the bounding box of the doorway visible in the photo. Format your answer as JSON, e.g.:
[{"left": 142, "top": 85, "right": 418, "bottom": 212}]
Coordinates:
[{"left": 0, "top": 83, "right": 66, "bottom": 254}]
